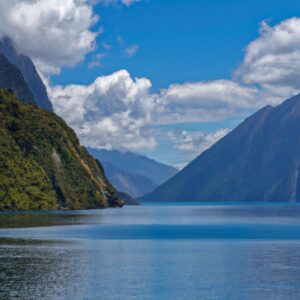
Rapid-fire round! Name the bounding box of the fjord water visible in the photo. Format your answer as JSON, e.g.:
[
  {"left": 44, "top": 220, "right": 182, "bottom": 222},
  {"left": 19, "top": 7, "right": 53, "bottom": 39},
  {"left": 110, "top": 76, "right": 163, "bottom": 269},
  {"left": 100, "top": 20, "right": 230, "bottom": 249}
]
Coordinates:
[{"left": 1, "top": 204, "right": 300, "bottom": 299}]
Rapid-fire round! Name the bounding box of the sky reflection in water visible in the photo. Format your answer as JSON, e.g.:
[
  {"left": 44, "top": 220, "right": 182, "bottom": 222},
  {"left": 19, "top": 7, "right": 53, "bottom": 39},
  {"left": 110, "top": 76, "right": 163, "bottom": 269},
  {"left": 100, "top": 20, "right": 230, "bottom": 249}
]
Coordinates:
[{"left": 1, "top": 203, "right": 300, "bottom": 299}]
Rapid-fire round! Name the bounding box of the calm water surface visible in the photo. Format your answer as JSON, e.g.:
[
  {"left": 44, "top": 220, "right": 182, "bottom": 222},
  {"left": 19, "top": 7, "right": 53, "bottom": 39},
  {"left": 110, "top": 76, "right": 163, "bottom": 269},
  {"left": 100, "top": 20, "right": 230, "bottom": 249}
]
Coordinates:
[{"left": 1, "top": 203, "right": 300, "bottom": 299}]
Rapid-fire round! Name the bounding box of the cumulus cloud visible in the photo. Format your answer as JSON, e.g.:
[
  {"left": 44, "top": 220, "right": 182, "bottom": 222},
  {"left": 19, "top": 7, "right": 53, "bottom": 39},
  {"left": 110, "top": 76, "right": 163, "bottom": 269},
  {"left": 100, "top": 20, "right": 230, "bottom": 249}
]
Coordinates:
[
  {"left": 3, "top": 7, "right": 298, "bottom": 158},
  {"left": 0, "top": 0, "right": 99, "bottom": 75},
  {"left": 50, "top": 17, "right": 300, "bottom": 155},
  {"left": 157, "top": 80, "right": 259, "bottom": 124},
  {"left": 236, "top": 18, "right": 300, "bottom": 94},
  {"left": 50, "top": 73, "right": 244, "bottom": 152},
  {"left": 50, "top": 16, "right": 300, "bottom": 161},
  {"left": 50, "top": 70, "right": 157, "bottom": 151}
]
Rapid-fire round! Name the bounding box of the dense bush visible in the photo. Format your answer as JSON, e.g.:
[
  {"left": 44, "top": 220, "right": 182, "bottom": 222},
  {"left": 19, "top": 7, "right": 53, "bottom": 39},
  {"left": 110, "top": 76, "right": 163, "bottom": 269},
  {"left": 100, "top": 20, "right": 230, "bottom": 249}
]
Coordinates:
[{"left": 0, "top": 89, "right": 122, "bottom": 210}]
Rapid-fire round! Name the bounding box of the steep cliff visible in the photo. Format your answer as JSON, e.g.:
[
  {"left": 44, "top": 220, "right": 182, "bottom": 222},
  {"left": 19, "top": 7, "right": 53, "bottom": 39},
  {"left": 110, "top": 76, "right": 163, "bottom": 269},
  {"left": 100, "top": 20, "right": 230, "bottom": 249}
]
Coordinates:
[
  {"left": 0, "top": 53, "right": 35, "bottom": 105},
  {"left": 0, "top": 89, "right": 122, "bottom": 210},
  {"left": 0, "top": 37, "right": 53, "bottom": 111}
]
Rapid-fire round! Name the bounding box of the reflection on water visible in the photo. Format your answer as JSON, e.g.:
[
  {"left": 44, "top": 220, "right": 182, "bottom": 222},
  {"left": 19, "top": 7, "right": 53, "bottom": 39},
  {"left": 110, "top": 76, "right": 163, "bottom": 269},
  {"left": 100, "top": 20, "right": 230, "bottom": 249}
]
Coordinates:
[
  {"left": 0, "top": 212, "right": 101, "bottom": 228},
  {"left": 1, "top": 203, "right": 300, "bottom": 299}
]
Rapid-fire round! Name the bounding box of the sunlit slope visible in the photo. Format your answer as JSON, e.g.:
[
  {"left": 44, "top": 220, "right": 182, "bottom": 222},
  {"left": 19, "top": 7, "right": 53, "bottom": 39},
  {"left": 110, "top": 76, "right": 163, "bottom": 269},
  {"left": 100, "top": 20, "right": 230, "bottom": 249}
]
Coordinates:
[{"left": 0, "top": 90, "right": 122, "bottom": 210}]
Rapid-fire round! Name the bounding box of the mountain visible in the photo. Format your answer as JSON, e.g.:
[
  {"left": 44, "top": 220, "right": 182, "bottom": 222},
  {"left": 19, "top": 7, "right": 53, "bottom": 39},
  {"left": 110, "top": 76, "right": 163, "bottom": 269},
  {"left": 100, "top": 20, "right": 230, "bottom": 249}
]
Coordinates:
[
  {"left": 103, "top": 162, "right": 157, "bottom": 197},
  {"left": 88, "top": 149, "right": 178, "bottom": 186},
  {"left": 141, "top": 94, "right": 300, "bottom": 203},
  {"left": 0, "top": 89, "right": 122, "bottom": 211},
  {"left": 0, "top": 53, "right": 35, "bottom": 105},
  {"left": 0, "top": 37, "right": 53, "bottom": 111},
  {"left": 116, "top": 192, "right": 140, "bottom": 206}
]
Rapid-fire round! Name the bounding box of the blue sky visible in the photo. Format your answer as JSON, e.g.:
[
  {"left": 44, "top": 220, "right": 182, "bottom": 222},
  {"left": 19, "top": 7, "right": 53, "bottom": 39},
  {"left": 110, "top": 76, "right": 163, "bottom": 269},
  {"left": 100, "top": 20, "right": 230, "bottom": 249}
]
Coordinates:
[
  {"left": 53, "top": 0, "right": 300, "bottom": 89},
  {"left": 48, "top": 0, "right": 300, "bottom": 168},
  {"left": 3, "top": 0, "right": 299, "bottom": 168}
]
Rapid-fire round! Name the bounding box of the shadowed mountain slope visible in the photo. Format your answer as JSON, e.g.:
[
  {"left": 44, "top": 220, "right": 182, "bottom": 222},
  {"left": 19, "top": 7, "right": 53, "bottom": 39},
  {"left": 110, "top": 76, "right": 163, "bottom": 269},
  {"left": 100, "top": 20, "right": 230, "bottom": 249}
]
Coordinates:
[
  {"left": 141, "top": 94, "right": 300, "bottom": 202},
  {"left": 0, "top": 37, "right": 53, "bottom": 111},
  {"left": 88, "top": 149, "right": 178, "bottom": 186},
  {"left": 0, "top": 53, "right": 35, "bottom": 105},
  {"left": 102, "top": 162, "right": 157, "bottom": 197}
]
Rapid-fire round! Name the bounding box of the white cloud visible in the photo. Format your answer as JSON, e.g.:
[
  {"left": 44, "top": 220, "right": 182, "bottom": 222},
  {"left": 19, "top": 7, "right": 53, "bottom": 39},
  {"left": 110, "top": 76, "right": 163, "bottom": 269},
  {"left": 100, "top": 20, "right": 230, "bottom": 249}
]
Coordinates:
[
  {"left": 156, "top": 80, "right": 259, "bottom": 124},
  {"left": 117, "top": 35, "right": 139, "bottom": 57},
  {"left": 2, "top": 10, "right": 296, "bottom": 161},
  {"left": 237, "top": 18, "right": 300, "bottom": 93},
  {"left": 167, "top": 128, "right": 231, "bottom": 155},
  {"left": 98, "top": 0, "right": 141, "bottom": 6},
  {"left": 121, "top": 0, "right": 141, "bottom": 5},
  {"left": 88, "top": 53, "right": 107, "bottom": 68},
  {"left": 125, "top": 45, "right": 139, "bottom": 57},
  {"left": 50, "top": 70, "right": 158, "bottom": 151},
  {"left": 49, "top": 17, "right": 300, "bottom": 156},
  {"left": 50, "top": 72, "right": 241, "bottom": 153},
  {"left": 173, "top": 162, "right": 189, "bottom": 170},
  {"left": 0, "top": 0, "right": 99, "bottom": 75}
]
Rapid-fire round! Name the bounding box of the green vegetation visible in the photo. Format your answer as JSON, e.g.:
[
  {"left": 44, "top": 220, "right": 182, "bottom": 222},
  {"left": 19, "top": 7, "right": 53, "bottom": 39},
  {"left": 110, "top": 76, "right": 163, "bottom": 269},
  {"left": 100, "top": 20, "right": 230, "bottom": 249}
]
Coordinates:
[{"left": 0, "top": 89, "right": 123, "bottom": 210}]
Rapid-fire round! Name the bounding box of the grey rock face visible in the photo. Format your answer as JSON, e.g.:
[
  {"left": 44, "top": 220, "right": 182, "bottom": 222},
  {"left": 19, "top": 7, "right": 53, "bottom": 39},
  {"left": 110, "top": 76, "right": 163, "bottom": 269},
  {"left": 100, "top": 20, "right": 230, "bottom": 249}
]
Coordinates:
[
  {"left": 0, "top": 53, "right": 35, "bottom": 105},
  {"left": 0, "top": 37, "right": 53, "bottom": 111}
]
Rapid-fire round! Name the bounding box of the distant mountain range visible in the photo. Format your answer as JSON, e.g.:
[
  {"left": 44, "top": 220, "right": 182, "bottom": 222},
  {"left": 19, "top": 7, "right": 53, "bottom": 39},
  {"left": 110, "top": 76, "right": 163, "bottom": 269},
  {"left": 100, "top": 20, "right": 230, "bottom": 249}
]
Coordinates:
[
  {"left": 0, "top": 37, "right": 53, "bottom": 111},
  {"left": 141, "top": 93, "right": 300, "bottom": 202},
  {"left": 102, "top": 162, "right": 157, "bottom": 197},
  {"left": 88, "top": 149, "right": 178, "bottom": 197}
]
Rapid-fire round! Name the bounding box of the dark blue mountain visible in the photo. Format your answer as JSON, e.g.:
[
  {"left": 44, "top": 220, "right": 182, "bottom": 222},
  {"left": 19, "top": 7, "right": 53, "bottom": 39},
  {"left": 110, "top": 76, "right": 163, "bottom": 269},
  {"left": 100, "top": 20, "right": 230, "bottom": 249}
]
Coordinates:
[
  {"left": 0, "top": 37, "right": 53, "bottom": 111},
  {"left": 141, "top": 94, "right": 300, "bottom": 202},
  {"left": 0, "top": 53, "right": 35, "bottom": 105}
]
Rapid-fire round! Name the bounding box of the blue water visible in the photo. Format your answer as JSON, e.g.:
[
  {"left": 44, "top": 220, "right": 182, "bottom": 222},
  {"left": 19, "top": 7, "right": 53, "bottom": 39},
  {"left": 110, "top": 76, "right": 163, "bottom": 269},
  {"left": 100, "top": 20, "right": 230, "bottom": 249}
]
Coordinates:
[{"left": 1, "top": 203, "right": 300, "bottom": 299}]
